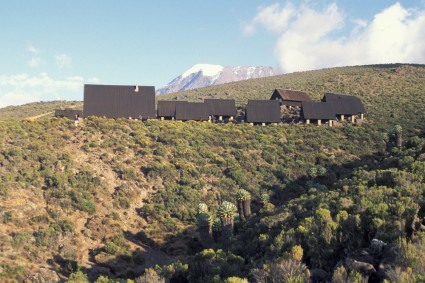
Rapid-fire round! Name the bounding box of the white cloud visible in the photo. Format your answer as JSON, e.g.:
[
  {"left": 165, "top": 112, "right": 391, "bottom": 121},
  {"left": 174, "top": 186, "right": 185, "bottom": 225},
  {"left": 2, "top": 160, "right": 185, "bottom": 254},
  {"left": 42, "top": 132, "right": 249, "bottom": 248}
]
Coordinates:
[
  {"left": 0, "top": 73, "right": 98, "bottom": 108},
  {"left": 242, "top": 2, "right": 295, "bottom": 36},
  {"left": 27, "top": 45, "right": 40, "bottom": 55},
  {"left": 244, "top": 2, "right": 425, "bottom": 73},
  {"left": 55, "top": 53, "right": 73, "bottom": 69},
  {"left": 26, "top": 44, "right": 44, "bottom": 68},
  {"left": 28, "top": 57, "right": 44, "bottom": 68}
]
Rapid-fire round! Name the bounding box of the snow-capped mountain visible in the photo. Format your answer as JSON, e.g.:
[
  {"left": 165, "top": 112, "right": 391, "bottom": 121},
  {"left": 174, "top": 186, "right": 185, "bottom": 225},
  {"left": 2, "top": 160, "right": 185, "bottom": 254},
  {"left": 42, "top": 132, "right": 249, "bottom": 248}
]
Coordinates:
[{"left": 157, "top": 64, "right": 276, "bottom": 95}]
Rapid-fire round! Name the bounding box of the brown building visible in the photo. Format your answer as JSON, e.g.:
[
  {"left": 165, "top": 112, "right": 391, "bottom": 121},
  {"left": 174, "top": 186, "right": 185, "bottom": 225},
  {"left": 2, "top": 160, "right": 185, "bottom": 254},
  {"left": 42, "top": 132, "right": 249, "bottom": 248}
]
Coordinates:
[
  {"left": 175, "top": 102, "right": 210, "bottom": 121},
  {"left": 157, "top": 100, "right": 185, "bottom": 120},
  {"left": 83, "top": 84, "right": 156, "bottom": 119},
  {"left": 204, "top": 99, "right": 237, "bottom": 121},
  {"left": 322, "top": 93, "right": 366, "bottom": 121},
  {"left": 302, "top": 101, "right": 336, "bottom": 126},
  {"left": 245, "top": 100, "right": 281, "bottom": 124},
  {"left": 54, "top": 108, "right": 83, "bottom": 119},
  {"left": 270, "top": 88, "right": 311, "bottom": 107}
]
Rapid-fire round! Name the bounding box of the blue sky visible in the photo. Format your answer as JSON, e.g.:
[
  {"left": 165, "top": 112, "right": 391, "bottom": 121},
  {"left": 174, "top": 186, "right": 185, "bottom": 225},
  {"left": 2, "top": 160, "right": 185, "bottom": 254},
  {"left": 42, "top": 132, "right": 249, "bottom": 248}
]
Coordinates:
[{"left": 0, "top": 0, "right": 424, "bottom": 107}]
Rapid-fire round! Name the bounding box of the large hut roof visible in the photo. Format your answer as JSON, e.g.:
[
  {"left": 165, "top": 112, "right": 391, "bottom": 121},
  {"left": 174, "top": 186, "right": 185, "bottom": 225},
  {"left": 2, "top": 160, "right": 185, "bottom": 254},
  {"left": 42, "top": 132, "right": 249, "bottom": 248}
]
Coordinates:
[
  {"left": 272, "top": 89, "right": 312, "bottom": 102},
  {"left": 302, "top": 101, "right": 336, "bottom": 120},
  {"left": 54, "top": 108, "right": 83, "bottom": 119},
  {"left": 83, "top": 84, "right": 156, "bottom": 119},
  {"left": 245, "top": 100, "right": 281, "bottom": 123},
  {"left": 157, "top": 100, "right": 185, "bottom": 117},
  {"left": 322, "top": 93, "right": 366, "bottom": 114},
  {"left": 175, "top": 102, "right": 210, "bottom": 121},
  {"left": 204, "top": 99, "right": 237, "bottom": 116}
]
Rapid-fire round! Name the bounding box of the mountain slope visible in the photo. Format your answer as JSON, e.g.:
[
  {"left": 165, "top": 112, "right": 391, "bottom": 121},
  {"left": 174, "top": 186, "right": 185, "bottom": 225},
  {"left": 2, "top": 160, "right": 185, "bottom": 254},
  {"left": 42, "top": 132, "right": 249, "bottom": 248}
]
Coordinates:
[
  {"left": 157, "top": 64, "right": 275, "bottom": 94},
  {"left": 1, "top": 64, "right": 425, "bottom": 281}
]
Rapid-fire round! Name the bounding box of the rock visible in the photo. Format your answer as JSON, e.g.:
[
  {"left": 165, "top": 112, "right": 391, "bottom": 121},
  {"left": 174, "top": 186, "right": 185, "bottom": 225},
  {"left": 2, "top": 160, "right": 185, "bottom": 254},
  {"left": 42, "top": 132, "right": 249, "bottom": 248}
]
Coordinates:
[
  {"left": 354, "top": 249, "right": 376, "bottom": 266},
  {"left": 24, "top": 267, "right": 61, "bottom": 283},
  {"left": 370, "top": 238, "right": 386, "bottom": 256},
  {"left": 345, "top": 258, "right": 376, "bottom": 277},
  {"left": 380, "top": 243, "right": 398, "bottom": 264}
]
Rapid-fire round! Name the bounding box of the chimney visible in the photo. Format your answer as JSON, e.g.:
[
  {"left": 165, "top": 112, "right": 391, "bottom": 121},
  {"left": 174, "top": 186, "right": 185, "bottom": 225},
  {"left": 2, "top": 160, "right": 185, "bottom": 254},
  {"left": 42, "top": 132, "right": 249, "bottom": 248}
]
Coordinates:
[{"left": 135, "top": 85, "right": 139, "bottom": 92}]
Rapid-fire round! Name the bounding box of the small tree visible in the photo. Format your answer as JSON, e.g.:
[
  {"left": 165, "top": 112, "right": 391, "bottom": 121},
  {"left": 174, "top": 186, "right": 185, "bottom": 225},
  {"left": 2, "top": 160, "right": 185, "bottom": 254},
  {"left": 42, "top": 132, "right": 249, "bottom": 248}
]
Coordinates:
[
  {"left": 236, "top": 189, "right": 252, "bottom": 220},
  {"left": 197, "top": 213, "right": 213, "bottom": 246},
  {"left": 217, "top": 201, "right": 236, "bottom": 242},
  {"left": 212, "top": 219, "right": 222, "bottom": 243},
  {"left": 394, "top": 125, "right": 403, "bottom": 147}
]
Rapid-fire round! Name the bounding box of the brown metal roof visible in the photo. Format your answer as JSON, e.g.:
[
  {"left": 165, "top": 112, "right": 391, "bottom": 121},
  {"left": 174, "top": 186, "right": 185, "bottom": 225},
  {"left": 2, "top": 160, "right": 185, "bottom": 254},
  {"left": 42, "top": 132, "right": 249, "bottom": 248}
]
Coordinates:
[
  {"left": 302, "top": 102, "right": 336, "bottom": 120},
  {"left": 54, "top": 109, "right": 83, "bottom": 119},
  {"left": 83, "top": 84, "right": 156, "bottom": 119},
  {"left": 272, "top": 89, "right": 312, "bottom": 103},
  {"left": 204, "top": 99, "right": 237, "bottom": 117},
  {"left": 322, "top": 93, "right": 366, "bottom": 114},
  {"left": 245, "top": 100, "right": 281, "bottom": 123},
  {"left": 175, "top": 102, "right": 210, "bottom": 121},
  {"left": 157, "top": 100, "right": 185, "bottom": 117}
]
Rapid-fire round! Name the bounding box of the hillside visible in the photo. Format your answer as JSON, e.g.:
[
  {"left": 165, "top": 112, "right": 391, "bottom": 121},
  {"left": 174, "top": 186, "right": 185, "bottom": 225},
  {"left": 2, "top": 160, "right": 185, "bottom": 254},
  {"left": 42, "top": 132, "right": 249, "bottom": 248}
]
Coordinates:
[
  {"left": 1, "top": 64, "right": 425, "bottom": 282},
  {"left": 0, "top": 101, "right": 83, "bottom": 120},
  {"left": 160, "top": 64, "right": 425, "bottom": 134}
]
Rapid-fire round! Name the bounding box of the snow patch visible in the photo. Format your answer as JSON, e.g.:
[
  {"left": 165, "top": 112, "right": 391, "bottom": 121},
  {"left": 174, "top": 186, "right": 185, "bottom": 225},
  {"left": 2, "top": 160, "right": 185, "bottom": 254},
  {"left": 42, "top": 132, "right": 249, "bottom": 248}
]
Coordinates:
[{"left": 182, "top": 64, "right": 224, "bottom": 78}]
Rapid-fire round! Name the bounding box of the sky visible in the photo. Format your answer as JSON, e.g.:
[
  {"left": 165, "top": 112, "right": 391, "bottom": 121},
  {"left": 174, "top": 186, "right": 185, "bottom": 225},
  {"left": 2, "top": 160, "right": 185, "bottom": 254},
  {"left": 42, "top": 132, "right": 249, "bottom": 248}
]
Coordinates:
[{"left": 0, "top": 0, "right": 424, "bottom": 108}]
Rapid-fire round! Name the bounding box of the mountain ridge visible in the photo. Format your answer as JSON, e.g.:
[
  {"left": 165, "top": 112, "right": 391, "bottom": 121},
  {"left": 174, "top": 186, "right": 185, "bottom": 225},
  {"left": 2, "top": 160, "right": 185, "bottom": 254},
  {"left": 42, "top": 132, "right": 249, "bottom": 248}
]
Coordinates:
[{"left": 157, "top": 64, "right": 275, "bottom": 95}]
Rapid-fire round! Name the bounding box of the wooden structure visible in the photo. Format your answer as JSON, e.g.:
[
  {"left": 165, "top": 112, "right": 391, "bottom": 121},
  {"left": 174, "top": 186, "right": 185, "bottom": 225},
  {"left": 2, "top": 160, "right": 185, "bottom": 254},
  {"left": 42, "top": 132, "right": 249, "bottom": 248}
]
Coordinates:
[
  {"left": 83, "top": 84, "right": 156, "bottom": 119},
  {"left": 157, "top": 100, "right": 185, "bottom": 120},
  {"left": 245, "top": 100, "right": 281, "bottom": 125},
  {"left": 302, "top": 101, "right": 336, "bottom": 126},
  {"left": 54, "top": 108, "right": 83, "bottom": 119},
  {"left": 270, "top": 89, "right": 311, "bottom": 107},
  {"left": 205, "top": 99, "right": 237, "bottom": 121},
  {"left": 175, "top": 102, "right": 210, "bottom": 121},
  {"left": 322, "top": 93, "right": 366, "bottom": 121}
]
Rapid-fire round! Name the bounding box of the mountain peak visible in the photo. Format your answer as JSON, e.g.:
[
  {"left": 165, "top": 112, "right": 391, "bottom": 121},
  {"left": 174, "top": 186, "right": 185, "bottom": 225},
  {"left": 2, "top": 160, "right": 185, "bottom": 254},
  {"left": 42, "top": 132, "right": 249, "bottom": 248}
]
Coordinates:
[
  {"left": 157, "top": 64, "right": 275, "bottom": 95},
  {"left": 182, "top": 64, "right": 224, "bottom": 78}
]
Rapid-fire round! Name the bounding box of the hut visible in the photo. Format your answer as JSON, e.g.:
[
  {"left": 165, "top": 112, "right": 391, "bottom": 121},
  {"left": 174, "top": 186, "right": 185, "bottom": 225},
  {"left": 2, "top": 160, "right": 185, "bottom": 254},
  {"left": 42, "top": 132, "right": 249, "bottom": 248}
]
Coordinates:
[
  {"left": 302, "top": 101, "right": 336, "bottom": 126},
  {"left": 245, "top": 100, "right": 281, "bottom": 125},
  {"left": 83, "top": 84, "right": 156, "bottom": 119},
  {"left": 270, "top": 89, "right": 311, "bottom": 107},
  {"left": 204, "top": 99, "right": 237, "bottom": 121},
  {"left": 175, "top": 102, "right": 210, "bottom": 121},
  {"left": 157, "top": 100, "right": 185, "bottom": 120},
  {"left": 322, "top": 93, "right": 366, "bottom": 122},
  {"left": 54, "top": 108, "right": 83, "bottom": 120}
]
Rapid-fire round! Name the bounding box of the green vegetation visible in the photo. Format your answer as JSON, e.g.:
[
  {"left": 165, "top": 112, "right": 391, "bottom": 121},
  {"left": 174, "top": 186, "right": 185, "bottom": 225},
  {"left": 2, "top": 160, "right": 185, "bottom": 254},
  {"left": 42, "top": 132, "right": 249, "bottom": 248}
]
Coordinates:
[
  {"left": 0, "top": 64, "right": 425, "bottom": 281},
  {"left": 0, "top": 100, "right": 82, "bottom": 120}
]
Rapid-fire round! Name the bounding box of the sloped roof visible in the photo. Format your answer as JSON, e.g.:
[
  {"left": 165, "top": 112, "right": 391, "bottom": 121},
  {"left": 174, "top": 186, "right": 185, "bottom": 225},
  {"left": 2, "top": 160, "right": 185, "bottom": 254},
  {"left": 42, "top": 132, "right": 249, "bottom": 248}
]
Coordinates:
[
  {"left": 157, "top": 100, "right": 185, "bottom": 117},
  {"left": 204, "top": 99, "right": 237, "bottom": 116},
  {"left": 175, "top": 102, "right": 210, "bottom": 121},
  {"left": 273, "top": 89, "right": 312, "bottom": 102},
  {"left": 83, "top": 84, "right": 156, "bottom": 118},
  {"left": 54, "top": 109, "right": 83, "bottom": 119},
  {"left": 302, "top": 102, "right": 336, "bottom": 120},
  {"left": 246, "top": 100, "right": 281, "bottom": 123},
  {"left": 322, "top": 93, "right": 366, "bottom": 114}
]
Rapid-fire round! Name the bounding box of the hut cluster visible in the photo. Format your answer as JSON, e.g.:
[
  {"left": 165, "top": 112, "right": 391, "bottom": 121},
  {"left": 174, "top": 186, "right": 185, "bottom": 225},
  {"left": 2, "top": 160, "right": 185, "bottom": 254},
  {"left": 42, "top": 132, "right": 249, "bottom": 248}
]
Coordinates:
[{"left": 55, "top": 84, "right": 366, "bottom": 126}]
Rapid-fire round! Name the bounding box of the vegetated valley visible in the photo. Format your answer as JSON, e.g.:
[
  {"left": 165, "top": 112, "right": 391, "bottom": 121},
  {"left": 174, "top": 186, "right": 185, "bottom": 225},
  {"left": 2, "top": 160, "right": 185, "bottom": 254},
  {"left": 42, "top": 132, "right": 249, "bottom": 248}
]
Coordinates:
[{"left": 1, "top": 64, "right": 425, "bottom": 282}]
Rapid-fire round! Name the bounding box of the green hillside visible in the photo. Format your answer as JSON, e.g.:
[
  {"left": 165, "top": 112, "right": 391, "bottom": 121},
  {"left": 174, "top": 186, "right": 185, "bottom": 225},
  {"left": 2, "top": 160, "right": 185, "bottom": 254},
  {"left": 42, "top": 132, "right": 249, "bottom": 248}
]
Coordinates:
[
  {"left": 0, "top": 101, "right": 83, "bottom": 120},
  {"left": 160, "top": 64, "right": 425, "bottom": 134},
  {"left": 1, "top": 64, "right": 425, "bottom": 282}
]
